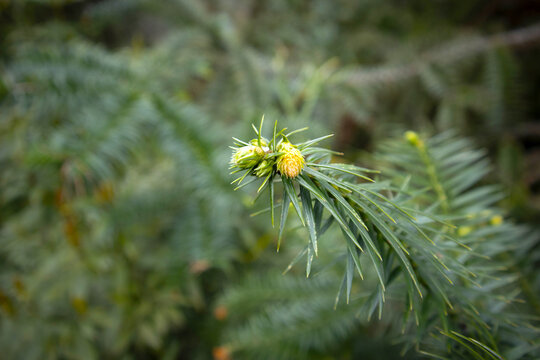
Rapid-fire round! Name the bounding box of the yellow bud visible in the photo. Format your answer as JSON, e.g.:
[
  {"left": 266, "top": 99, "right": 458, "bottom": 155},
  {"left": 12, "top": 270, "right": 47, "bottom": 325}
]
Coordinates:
[
  {"left": 404, "top": 131, "right": 424, "bottom": 148},
  {"left": 277, "top": 142, "right": 304, "bottom": 178},
  {"left": 231, "top": 145, "right": 265, "bottom": 169},
  {"left": 249, "top": 137, "right": 270, "bottom": 147},
  {"left": 490, "top": 215, "right": 503, "bottom": 226},
  {"left": 457, "top": 226, "right": 473, "bottom": 237}
]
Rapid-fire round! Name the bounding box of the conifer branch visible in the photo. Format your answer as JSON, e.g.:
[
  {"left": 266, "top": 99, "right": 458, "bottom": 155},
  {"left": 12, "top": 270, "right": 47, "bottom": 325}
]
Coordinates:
[{"left": 338, "top": 22, "right": 540, "bottom": 87}]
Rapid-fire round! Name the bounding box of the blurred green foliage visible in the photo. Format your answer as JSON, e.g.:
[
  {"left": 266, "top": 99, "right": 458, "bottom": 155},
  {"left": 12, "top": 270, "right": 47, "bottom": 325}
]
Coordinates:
[{"left": 1, "top": 0, "right": 539, "bottom": 359}]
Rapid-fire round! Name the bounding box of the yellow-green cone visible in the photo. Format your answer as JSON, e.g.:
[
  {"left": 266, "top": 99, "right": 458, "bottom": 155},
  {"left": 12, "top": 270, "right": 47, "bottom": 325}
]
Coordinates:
[
  {"left": 277, "top": 142, "right": 304, "bottom": 178},
  {"left": 231, "top": 145, "right": 265, "bottom": 169},
  {"left": 404, "top": 131, "right": 424, "bottom": 148}
]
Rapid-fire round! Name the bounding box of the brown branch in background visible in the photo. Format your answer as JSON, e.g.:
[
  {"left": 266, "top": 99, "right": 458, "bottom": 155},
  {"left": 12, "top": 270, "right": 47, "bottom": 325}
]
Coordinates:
[
  {"left": 337, "top": 22, "right": 540, "bottom": 87},
  {"left": 493, "top": 22, "right": 540, "bottom": 47}
]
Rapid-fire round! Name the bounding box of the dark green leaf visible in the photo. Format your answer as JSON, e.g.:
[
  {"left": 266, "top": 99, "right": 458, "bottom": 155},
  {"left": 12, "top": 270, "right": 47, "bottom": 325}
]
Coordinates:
[
  {"left": 300, "top": 186, "right": 318, "bottom": 256},
  {"left": 278, "top": 189, "right": 290, "bottom": 251},
  {"left": 282, "top": 176, "right": 305, "bottom": 226}
]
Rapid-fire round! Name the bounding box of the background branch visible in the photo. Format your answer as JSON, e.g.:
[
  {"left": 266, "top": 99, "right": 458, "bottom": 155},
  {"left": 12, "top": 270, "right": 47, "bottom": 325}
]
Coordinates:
[{"left": 337, "top": 22, "right": 540, "bottom": 87}]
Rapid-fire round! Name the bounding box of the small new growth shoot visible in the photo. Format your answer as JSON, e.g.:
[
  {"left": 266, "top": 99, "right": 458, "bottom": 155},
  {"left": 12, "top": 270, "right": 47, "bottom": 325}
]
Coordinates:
[{"left": 230, "top": 117, "right": 435, "bottom": 307}]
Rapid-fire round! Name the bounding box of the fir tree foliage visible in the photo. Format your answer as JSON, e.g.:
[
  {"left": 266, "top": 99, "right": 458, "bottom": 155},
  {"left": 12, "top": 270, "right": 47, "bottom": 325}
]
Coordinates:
[
  {"left": 1, "top": 1, "right": 539, "bottom": 359},
  {"left": 1, "top": 22, "right": 240, "bottom": 360},
  {"left": 222, "top": 126, "right": 540, "bottom": 359}
]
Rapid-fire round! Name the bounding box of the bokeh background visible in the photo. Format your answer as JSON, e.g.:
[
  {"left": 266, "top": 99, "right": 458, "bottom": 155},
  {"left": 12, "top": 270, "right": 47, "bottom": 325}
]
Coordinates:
[{"left": 1, "top": 1, "right": 540, "bottom": 359}]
